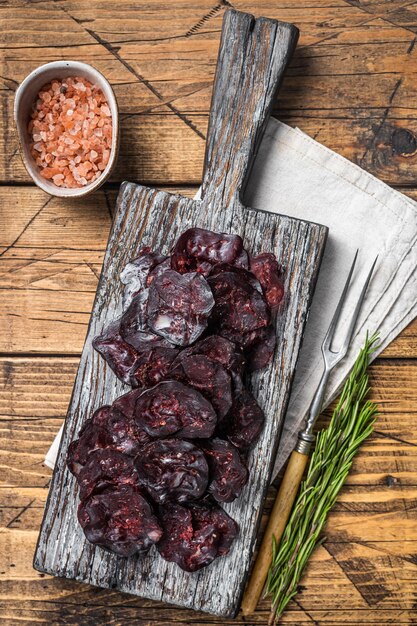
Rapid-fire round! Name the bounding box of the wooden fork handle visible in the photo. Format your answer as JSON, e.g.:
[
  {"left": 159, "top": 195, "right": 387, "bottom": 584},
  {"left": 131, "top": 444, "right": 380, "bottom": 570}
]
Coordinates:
[{"left": 241, "top": 450, "right": 309, "bottom": 616}]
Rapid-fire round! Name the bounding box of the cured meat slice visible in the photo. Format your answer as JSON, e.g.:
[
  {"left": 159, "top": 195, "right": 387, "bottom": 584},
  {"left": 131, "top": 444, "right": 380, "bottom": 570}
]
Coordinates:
[
  {"left": 202, "top": 438, "right": 248, "bottom": 503},
  {"left": 111, "top": 388, "right": 143, "bottom": 419},
  {"left": 120, "top": 248, "right": 167, "bottom": 307},
  {"left": 250, "top": 252, "right": 284, "bottom": 310},
  {"left": 243, "top": 324, "right": 277, "bottom": 371},
  {"left": 208, "top": 270, "right": 270, "bottom": 341},
  {"left": 171, "top": 227, "right": 245, "bottom": 275},
  {"left": 146, "top": 257, "right": 171, "bottom": 286},
  {"left": 191, "top": 503, "right": 238, "bottom": 556},
  {"left": 97, "top": 406, "right": 152, "bottom": 455},
  {"left": 136, "top": 439, "right": 209, "bottom": 504},
  {"left": 234, "top": 248, "right": 249, "bottom": 269},
  {"left": 67, "top": 414, "right": 113, "bottom": 477},
  {"left": 209, "top": 263, "right": 263, "bottom": 293},
  {"left": 157, "top": 502, "right": 238, "bottom": 571},
  {"left": 169, "top": 354, "right": 232, "bottom": 420},
  {"left": 77, "top": 448, "right": 140, "bottom": 500},
  {"left": 174, "top": 335, "right": 245, "bottom": 378},
  {"left": 130, "top": 346, "right": 179, "bottom": 389},
  {"left": 78, "top": 484, "right": 162, "bottom": 557},
  {"left": 67, "top": 403, "right": 151, "bottom": 476},
  {"left": 146, "top": 270, "right": 214, "bottom": 346},
  {"left": 92, "top": 320, "right": 139, "bottom": 384},
  {"left": 224, "top": 388, "right": 265, "bottom": 450},
  {"left": 120, "top": 291, "right": 172, "bottom": 352},
  {"left": 219, "top": 324, "right": 276, "bottom": 371},
  {"left": 134, "top": 381, "right": 216, "bottom": 438}
]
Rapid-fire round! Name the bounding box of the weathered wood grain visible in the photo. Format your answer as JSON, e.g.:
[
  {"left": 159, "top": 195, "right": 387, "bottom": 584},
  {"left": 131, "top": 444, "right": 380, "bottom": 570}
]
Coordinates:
[
  {"left": 3, "top": 357, "right": 417, "bottom": 489},
  {"left": 4, "top": 0, "right": 417, "bottom": 186},
  {"left": 32, "top": 10, "right": 329, "bottom": 616},
  {"left": 3, "top": 468, "right": 417, "bottom": 624},
  {"left": 2, "top": 1, "right": 417, "bottom": 624},
  {"left": 32, "top": 198, "right": 325, "bottom": 616},
  {"left": 1, "top": 185, "right": 416, "bottom": 358}
]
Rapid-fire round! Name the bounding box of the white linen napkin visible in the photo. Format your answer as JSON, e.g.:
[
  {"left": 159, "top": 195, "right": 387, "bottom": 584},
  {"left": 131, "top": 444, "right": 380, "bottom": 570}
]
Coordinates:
[{"left": 45, "top": 119, "right": 417, "bottom": 479}]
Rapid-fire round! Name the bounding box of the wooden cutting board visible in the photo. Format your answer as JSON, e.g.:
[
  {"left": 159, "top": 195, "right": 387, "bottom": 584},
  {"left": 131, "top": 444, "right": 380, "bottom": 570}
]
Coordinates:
[{"left": 34, "top": 9, "right": 328, "bottom": 617}]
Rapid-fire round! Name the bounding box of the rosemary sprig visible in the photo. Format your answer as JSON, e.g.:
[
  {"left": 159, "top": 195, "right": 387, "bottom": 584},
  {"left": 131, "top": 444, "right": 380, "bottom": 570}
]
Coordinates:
[{"left": 265, "top": 333, "right": 379, "bottom": 624}]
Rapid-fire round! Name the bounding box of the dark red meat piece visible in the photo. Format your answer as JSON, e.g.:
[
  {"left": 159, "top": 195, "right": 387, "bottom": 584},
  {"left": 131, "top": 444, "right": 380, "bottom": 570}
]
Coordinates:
[
  {"left": 243, "top": 324, "right": 277, "bottom": 371},
  {"left": 191, "top": 503, "right": 237, "bottom": 556},
  {"left": 134, "top": 381, "right": 216, "bottom": 438},
  {"left": 146, "top": 270, "right": 214, "bottom": 346},
  {"left": 111, "top": 388, "right": 143, "bottom": 419},
  {"left": 208, "top": 270, "right": 270, "bottom": 341},
  {"left": 224, "top": 388, "right": 265, "bottom": 450},
  {"left": 89, "top": 405, "right": 112, "bottom": 425},
  {"left": 146, "top": 257, "right": 171, "bottom": 286},
  {"left": 169, "top": 354, "right": 232, "bottom": 420},
  {"left": 77, "top": 448, "right": 138, "bottom": 500},
  {"left": 179, "top": 335, "right": 246, "bottom": 395},
  {"left": 106, "top": 390, "right": 154, "bottom": 453},
  {"left": 234, "top": 248, "right": 249, "bottom": 269},
  {"left": 120, "top": 291, "right": 172, "bottom": 352},
  {"left": 97, "top": 405, "right": 152, "bottom": 455},
  {"left": 250, "top": 252, "right": 284, "bottom": 310},
  {"left": 67, "top": 402, "right": 151, "bottom": 476},
  {"left": 92, "top": 320, "right": 139, "bottom": 384},
  {"left": 67, "top": 414, "right": 113, "bottom": 477},
  {"left": 130, "top": 346, "right": 179, "bottom": 389},
  {"left": 175, "top": 335, "right": 245, "bottom": 378},
  {"left": 77, "top": 448, "right": 140, "bottom": 500},
  {"left": 78, "top": 484, "right": 162, "bottom": 557},
  {"left": 202, "top": 438, "right": 248, "bottom": 503},
  {"left": 120, "top": 248, "right": 167, "bottom": 307},
  {"left": 209, "top": 263, "right": 262, "bottom": 293},
  {"left": 171, "top": 227, "right": 245, "bottom": 276},
  {"left": 136, "top": 439, "right": 209, "bottom": 504},
  {"left": 157, "top": 502, "right": 238, "bottom": 571}
]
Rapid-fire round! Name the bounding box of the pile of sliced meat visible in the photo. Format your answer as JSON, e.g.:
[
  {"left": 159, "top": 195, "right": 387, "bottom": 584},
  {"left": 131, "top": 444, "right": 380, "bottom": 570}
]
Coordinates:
[{"left": 67, "top": 228, "right": 284, "bottom": 572}]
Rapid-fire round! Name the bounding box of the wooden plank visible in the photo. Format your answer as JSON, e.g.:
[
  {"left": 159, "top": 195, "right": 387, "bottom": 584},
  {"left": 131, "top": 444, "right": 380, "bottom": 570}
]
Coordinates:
[
  {"left": 6, "top": 109, "right": 417, "bottom": 187},
  {"left": 2, "top": 1, "right": 417, "bottom": 622},
  {"left": 0, "top": 357, "right": 417, "bottom": 626},
  {"left": 3, "top": 1, "right": 417, "bottom": 185},
  {"left": 2, "top": 486, "right": 417, "bottom": 622},
  {"left": 3, "top": 537, "right": 417, "bottom": 616},
  {"left": 0, "top": 184, "right": 416, "bottom": 357},
  {"left": 0, "top": 606, "right": 415, "bottom": 626},
  {"left": 7, "top": 100, "right": 417, "bottom": 187},
  {"left": 32, "top": 10, "right": 328, "bottom": 616},
  {"left": 2, "top": 480, "right": 417, "bottom": 621},
  {"left": 2, "top": 357, "right": 417, "bottom": 488}
]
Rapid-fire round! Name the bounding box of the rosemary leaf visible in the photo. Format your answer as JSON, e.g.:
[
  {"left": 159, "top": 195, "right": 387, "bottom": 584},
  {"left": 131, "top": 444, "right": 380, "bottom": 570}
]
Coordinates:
[{"left": 265, "top": 333, "right": 379, "bottom": 623}]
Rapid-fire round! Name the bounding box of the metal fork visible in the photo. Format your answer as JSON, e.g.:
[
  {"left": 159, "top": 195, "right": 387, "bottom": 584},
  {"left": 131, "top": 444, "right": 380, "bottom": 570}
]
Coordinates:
[
  {"left": 241, "top": 252, "right": 378, "bottom": 616},
  {"left": 296, "top": 251, "right": 378, "bottom": 455}
]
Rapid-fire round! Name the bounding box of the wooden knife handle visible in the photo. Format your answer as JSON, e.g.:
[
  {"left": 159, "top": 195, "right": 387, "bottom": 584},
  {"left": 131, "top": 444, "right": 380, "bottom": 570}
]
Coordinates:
[
  {"left": 241, "top": 450, "right": 309, "bottom": 616},
  {"left": 200, "top": 9, "right": 298, "bottom": 212}
]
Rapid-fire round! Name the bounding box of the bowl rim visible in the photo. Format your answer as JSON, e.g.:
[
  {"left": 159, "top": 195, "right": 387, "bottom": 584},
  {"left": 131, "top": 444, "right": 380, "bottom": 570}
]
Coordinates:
[{"left": 14, "top": 60, "right": 119, "bottom": 198}]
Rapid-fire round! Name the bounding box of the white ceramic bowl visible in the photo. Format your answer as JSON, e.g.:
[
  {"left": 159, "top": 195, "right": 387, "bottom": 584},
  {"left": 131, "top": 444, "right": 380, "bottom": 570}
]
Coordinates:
[{"left": 14, "top": 60, "right": 119, "bottom": 198}]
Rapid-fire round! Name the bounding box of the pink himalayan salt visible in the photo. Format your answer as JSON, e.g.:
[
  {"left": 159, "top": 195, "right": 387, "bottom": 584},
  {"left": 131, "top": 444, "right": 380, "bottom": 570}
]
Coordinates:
[{"left": 28, "top": 76, "right": 112, "bottom": 189}]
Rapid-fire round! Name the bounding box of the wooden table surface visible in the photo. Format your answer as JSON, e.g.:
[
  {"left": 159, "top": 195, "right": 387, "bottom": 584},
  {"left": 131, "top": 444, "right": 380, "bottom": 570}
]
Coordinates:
[{"left": 1, "top": 1, "right": 417, "bottom": 624}]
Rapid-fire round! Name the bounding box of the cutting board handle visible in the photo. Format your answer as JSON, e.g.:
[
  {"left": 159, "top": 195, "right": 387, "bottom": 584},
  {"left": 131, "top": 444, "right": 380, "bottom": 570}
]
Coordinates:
[{"left": 200, "top": 9, "right": 298, "bottom": 211}]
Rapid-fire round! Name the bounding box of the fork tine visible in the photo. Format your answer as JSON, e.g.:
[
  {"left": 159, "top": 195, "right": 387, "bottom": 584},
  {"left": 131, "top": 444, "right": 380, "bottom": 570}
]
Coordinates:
[
  {"left": 322, "top": 250, "right": 358, "bottom": 353},
  {"left": 338, "top": 254, "right": 378, "bottom": 356}
]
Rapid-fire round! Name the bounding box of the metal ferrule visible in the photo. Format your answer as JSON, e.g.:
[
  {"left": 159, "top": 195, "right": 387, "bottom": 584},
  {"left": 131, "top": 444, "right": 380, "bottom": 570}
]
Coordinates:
[{"left": 295, "top": 431, "right": 314, "bottom": 455}]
